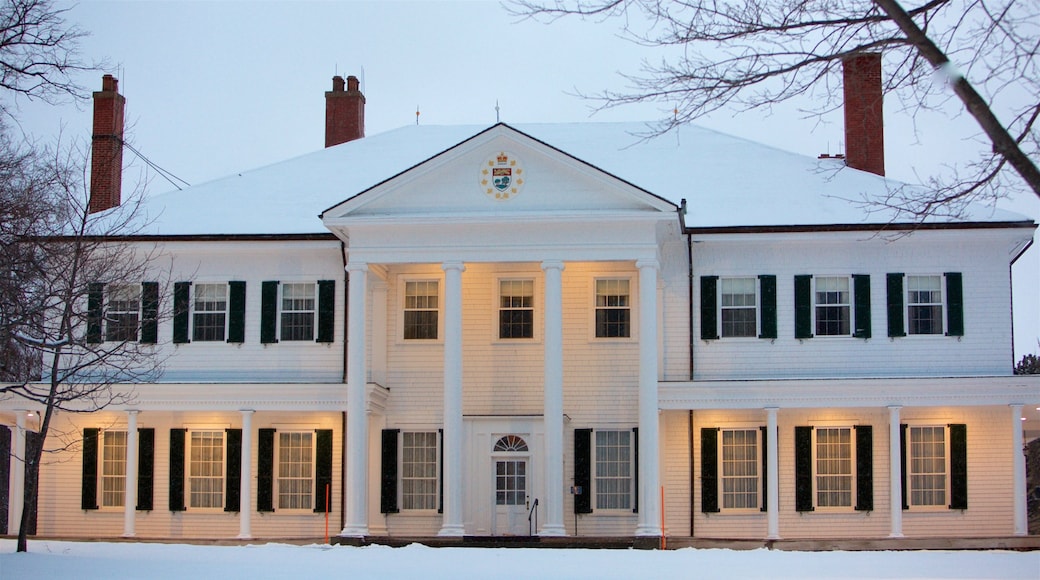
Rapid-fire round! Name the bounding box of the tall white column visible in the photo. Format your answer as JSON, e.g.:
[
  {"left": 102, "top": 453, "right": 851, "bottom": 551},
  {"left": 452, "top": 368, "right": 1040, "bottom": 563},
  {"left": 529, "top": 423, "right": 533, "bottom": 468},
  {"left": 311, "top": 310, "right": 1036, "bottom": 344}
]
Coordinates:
[
  {"left": 10, "top": 410, "right": 27, "bottom": 533},
  {"left": 342, "top": 262, "right": 370, "bottom": 537},
  {"left": 439, "top": 261, "right": 466, "bottom": 537},
  {"left": 123, "top": 410, "right": 139, "bottom": 538},
  {"left": 634, "top": 259, "right": 661, "bottom": 537},
  {"left": 1011, "top": 404, "right": 1027, "bottom": 536},
  {"left": 765, "top": 407, "right": 780, "bottom": 539},
  {"left": 888, "top": 405, "right": 904, "bottom": 538},
  {"left": 238, "top": 410, "right": 254, "bottom": 539},
  {"left": 540, "top": 260, "right": 566, "bottom": 536}
]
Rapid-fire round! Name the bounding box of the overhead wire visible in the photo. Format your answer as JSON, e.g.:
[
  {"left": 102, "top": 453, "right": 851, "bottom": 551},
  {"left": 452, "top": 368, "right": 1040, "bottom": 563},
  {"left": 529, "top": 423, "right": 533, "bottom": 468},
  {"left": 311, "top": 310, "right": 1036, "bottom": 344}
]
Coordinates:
[{"left": 120, "top": 140, "right": 191, "bottom": 191}]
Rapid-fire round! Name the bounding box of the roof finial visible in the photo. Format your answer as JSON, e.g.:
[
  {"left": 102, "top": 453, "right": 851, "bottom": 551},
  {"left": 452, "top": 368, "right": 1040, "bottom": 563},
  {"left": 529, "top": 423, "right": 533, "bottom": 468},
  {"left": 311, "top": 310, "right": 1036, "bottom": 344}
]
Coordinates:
[{"left": 495, "top": 100, "right": 500, "bottom": 123}]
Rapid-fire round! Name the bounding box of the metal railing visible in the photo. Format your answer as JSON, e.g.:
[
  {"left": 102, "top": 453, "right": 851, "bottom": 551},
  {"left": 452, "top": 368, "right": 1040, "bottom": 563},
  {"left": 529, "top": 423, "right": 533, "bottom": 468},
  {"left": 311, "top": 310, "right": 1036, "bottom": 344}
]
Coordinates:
[{"left": 528, "top": 498, "right": 539, "bottom": 536}]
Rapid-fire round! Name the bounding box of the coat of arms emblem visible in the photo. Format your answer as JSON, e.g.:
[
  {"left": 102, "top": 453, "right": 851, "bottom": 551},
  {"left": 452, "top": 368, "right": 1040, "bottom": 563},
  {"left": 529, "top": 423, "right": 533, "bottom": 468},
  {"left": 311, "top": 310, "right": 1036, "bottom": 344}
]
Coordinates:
[{"left": 480, "top": 151, "right": 524, "bottom": 200}]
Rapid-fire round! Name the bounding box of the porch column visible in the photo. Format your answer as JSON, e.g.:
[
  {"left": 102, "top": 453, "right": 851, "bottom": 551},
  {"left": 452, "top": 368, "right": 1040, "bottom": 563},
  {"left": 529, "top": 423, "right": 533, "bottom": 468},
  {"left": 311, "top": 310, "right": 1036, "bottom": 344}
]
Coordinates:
[
  {"left": 888, "top": 405, "right": 904, "bottom": 538},
  {"left": 237, "top": 410, "right": 254, "bottom": 539},
  {"left": 765, "top": 407, "right": 780, "bottom": 539},
  {"left": 342, "top": 262, "right": 369, "bottom": 537},
  {"left": 634, "top": 259, "right": 661, "bottom": 537},
  {"left": 540, "top": 260, "right": 566, "bottom": 536},
  {"left": 1011, "top": 404, "right": 1026, "bottom": 536},
  {"left": 123, "top": 410, "right": 139, "bottom": 537},
  {"left": 10, "top": 410, "right": 26, "bottom": 533},
  {"left": 439, "top": 261, "right": 466, "bottom": 536}
]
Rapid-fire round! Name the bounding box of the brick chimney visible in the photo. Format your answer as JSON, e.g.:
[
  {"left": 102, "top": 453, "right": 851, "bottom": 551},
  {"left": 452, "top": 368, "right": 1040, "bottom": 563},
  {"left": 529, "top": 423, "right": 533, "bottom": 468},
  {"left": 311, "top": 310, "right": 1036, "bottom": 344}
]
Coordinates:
[
  {"left": 89, "top": 74, "right": 125, "bottom": 213},
  {"left": 842, "top": 53, "right": 885, "bottom": 176},
  {"left": 325, "top": 75, "right": 365, "bottom": 147}
]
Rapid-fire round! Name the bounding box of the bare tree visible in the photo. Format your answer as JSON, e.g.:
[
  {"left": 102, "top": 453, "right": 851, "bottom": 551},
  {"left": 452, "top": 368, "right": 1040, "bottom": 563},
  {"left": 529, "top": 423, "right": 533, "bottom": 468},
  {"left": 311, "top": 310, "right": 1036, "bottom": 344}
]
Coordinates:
[
  {"left": 508, "top": 0, "right": 1040, "bottom": 219},
  {"left": 0, "top": 136, "right": 169, "bottom": 552}
]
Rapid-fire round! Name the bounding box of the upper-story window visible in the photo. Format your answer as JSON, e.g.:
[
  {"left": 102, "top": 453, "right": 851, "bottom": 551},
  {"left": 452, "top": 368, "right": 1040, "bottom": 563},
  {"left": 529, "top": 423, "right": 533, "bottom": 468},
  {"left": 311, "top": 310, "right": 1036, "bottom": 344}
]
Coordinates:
[
  {"left": 720, "top": 277, "right": 757, "bottom": 338},
  {"left": 814, "top": 276, "right": 851, "bottom": 336},
  {"left": 281, "top": 283, "right": 316, "bottom": 341},
  {"left": 404, "top": 280, "right": 439, "bottom": 340},
  {"left": 907, "top": 276, "right": 943, "bottom": 335},
  {"left": 595, "top": 278, "right": 630, "bottom": 338},
  {"left": 886, "top": 272, "right": 962, "bottom": 338},
  {"left": 193, "top": 283, "right": 228, "bottom": 341},
  {"left": 499, "top": 279, "right": 534, "bottom": 339},
  {"left": 106, "top": 284, "right": 141, "bottom": 342}
]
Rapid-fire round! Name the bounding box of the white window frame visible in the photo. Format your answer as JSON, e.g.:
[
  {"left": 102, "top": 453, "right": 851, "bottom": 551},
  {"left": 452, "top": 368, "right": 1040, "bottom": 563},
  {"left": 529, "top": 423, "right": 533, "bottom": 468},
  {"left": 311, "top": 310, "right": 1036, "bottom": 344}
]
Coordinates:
[
  {"left": 811, "top": 426, "right": 856, "bottom": 510},
  {"left": 591, "top": 276, "right": 637, "bottom": 341},
  {"left": 99, "top": 429, "right": 128, "bottom": 509},
  {"left": 906, "top": 275, "right": 945, "bottom": 336},
  {"left": 718, "top": 277, "right": 758, "bottom": 339},
  {"left": 105, "top": 284, "right": 141, "bottom": 342},
  {"left": 398, "top": 277, "right": 443, "bottom": 343},
  {"left": 496, "top": 277, "right": 536, "bottom": 341},
  {"left": 279, "top": 282, "right": 316, "bottom": 342},
  {"left": 592, "top": 429, "right": 634, "bottom": 511},
  {"left": 276, "top": 430, "right": 315, "bottom": 511},
  {"left": 813, "top": 276, "right": 853, "bottom": 338},
  {"left": 906, "top": 425, "right": 950, "bottom": 509},
  {"left": 187, "top": 429, "right": 226, "bottom": 511},
  {"left": 400, "top": 431, "right": 440, "bottom": 511},
  {"left": 718, "top": 427, "right": 760, "bottom": 511},
  {"left": 192, "top": 282, "right": 228, "bottom": 342}
]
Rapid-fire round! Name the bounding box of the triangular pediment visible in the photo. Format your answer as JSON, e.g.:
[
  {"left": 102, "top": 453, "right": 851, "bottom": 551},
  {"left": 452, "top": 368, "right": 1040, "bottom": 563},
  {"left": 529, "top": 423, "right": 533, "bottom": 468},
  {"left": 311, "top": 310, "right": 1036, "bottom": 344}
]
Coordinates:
[{"left": 321, "top": 124, "right": 677, "bottom": 222}]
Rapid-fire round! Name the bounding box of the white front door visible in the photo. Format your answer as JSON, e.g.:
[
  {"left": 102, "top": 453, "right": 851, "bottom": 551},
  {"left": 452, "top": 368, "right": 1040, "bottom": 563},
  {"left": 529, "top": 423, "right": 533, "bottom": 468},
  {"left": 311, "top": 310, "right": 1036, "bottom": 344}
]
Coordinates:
[{"left": 493, "top": 457, "right": 529, "bottom": 535}]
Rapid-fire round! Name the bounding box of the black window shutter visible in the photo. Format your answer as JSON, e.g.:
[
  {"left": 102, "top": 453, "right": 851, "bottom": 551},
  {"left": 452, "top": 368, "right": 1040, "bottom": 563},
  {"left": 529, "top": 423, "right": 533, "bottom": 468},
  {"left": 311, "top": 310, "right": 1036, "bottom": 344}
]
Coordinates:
[
  {"left": 317, "top": 280, "right": 336, "bottom": 343},
  {"left": 574, "top": 428, "right": 592, "bottom": 514},
  {"left": 81, "top": 428, "right": 100, "bottom": 510},
  {"left": 87, "top": 283, "right": 104, "bottom": 344},
  {"left": 24, "top": 431, "right": 40, "bottom": 534},
  {"left": 700, "top": 276, "right": 719, "bottom": 340},
  {"left": 0, "top": 425, "right": 9, "bottom": 534},
  {"left": 380, "top": 429, "right": 400, "bottom": 514},
  {"left": 228, "top": 281, "right": 246, "bottom": 343},
  {"left": 169, "top": 429, "right": 186, "bottom": 511},
  {"left": 759, "top": 426, "right": 768, "bottom": 511},
  {"left": 173, "top": 282, "right": 191, "bottom": 344},
  {"left": 257, "top": 428, "right": 275, "bottom": 512},
  {"left": 438, "top": 429, "right": 444, "bottom": 514},
  {"left": 853, "top": 274, "right": 871, "bottom": 339},
  {"left": 632, "top": 427, "right": 639, "bottom": 513},
  {"left": 887, "top": 274, "right": 906, "bottom": 338},
  {"left": 140, "top": 282, "right": 159, "bottom": 344},
  {"left": 137, "top": 428, "right": 154, "bottom": 511},
  {"left": 945, "top": 273, "right": 964, "bottom": 337},
  {"left": 224, "top": 429, "right": 242, "bottom": 512},
  {"left": 314, "top": 429, "right": 333, "bottom": 513},
  {"left": 854, "top": 425, "right": 873, "bottom": 511},
  {"left": 899, "top": 424, "right": 908, "bottom": 509},
  {"left": 949, "top": 424, "right": 968, "bottom": 509},
  {"left": 701, "top": 428, "right": 720, "bottom": 513},
  {"left": 758, "top": 275, "right": 777, "bottom": 339},
  {"left": 794, "top": 426, "right": 813, "bottom": 512},
  {"left": 794, "top": 275, "right": 813, "bottom": 339},
  {"left": 261, "top": 281, "right": 279, "bottom": 344}
]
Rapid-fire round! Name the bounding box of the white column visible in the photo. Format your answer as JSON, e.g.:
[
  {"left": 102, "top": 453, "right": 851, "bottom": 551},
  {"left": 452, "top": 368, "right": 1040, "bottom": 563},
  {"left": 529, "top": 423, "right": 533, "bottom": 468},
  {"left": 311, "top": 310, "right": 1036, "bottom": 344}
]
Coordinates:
[
  {"left": 634, "top": 259, "right": 661, "bottom": 537},
  {"left": 1011, "top": 404, "right": 1027, "bottom": 536},
  {"left": 888, "top": 405, "right": 904, "bottom": 538},
  {"left": 10, "top": 410, "right": 27, "bottom": 533},
  {"left": 237, "top": 410, "right": 254, "bottom": 539},
  {"left": 439, "top": 261, "right": 466, "bottom": 537},
  {"left": 123, "top": 411, "right": 139, "bottom": 538},
  {"left": 342, "top": 262, "right": 369, "bottom": 537},
  {"left": 540, "top": 260, "right": 566, "bottom": 536},
  {"left": 765, "top": 407, "right": 780, "bottom": 539}
]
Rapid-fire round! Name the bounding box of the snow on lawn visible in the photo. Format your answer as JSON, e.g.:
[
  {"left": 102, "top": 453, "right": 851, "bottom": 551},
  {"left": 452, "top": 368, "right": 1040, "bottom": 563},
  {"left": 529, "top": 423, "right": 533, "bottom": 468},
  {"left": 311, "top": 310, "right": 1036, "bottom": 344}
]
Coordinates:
[{"left": 1, "top": 540, "right": 1038, "bottom": 579}]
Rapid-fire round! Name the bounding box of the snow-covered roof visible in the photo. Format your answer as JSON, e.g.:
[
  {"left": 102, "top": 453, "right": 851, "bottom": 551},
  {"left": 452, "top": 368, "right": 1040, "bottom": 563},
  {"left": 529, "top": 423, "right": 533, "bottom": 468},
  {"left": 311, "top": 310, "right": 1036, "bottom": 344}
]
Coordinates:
[{"left": 136, "top": 122, "right": 1029, "bottom": 236}]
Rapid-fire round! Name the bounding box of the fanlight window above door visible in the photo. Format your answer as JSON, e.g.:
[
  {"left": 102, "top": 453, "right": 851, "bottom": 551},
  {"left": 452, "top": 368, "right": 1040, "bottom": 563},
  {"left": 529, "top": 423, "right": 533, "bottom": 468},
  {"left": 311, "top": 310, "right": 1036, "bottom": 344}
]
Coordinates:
[{"left": 493, "top": 435, "right": 529, "bottom": 452}]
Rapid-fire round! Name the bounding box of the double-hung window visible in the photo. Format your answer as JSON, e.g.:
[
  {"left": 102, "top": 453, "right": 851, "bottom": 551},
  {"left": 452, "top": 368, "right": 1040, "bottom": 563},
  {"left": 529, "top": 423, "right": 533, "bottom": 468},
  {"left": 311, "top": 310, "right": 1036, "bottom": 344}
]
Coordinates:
[
  {"left": 193, "top": 283, "right": 227, "bottom": 341},
  {"left": 100, "top": 430, "right": 127, "bottom": 508},
  {"left": 499, "top": 279, "right": 534, "bottom": 339},
  {"left": 814, "top": 277, "right": 851, "bottom": 336},
  {"left": 907, "top": 426, "right": 947, "bottom": 507},
  {"left": 720, "top": 428, "right": 759, "bottom": 509},
  {"left": 814, "top": 427, "right": 853, "bottom": 507},
  {"left": 281, "top": 283, "right": 316, "bottom": 341},
  {"left": 404, "top": 281, "right": 439, "bottom": 340},
  {"left": 795, "top": 425, "right": 873, "bottom": 512},
  {"left": 401, "top": 431, "right": 439, "bottom": 510},
  {"left": 106, "top": 284, "right": 141, "bottom": 342},
  {"left": 277, "top": 431, "right": 314, "bottom": 510},
  {"left": 188, "top": 430, "right": 225, "bottom": 509},
  {"left": 594, "top": 430, "right": 633, "bottom": 510},
  {"left": 907, "top": 276, "right": 943, "bottom": 335},
  {"left": 720, "top": 278, "right": 757, "bottom": 338},
  {"left": 595, "top": 278, "right": 630, "bottom": 338}
]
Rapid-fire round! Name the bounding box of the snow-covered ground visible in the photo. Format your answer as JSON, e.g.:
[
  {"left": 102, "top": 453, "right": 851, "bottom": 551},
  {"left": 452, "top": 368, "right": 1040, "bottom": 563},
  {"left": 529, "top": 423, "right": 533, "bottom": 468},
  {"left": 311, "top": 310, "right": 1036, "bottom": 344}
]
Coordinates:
[{"left": 1, "top": 540, "right": 1038, "bottom": 579}]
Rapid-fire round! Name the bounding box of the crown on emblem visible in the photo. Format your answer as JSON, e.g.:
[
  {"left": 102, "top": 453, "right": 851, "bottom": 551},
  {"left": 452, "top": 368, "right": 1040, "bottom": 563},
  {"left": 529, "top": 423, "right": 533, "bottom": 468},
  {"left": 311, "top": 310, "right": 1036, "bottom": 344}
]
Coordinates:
[{"left": 496, "top": 152, "right": 508, "bottom": 164}]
